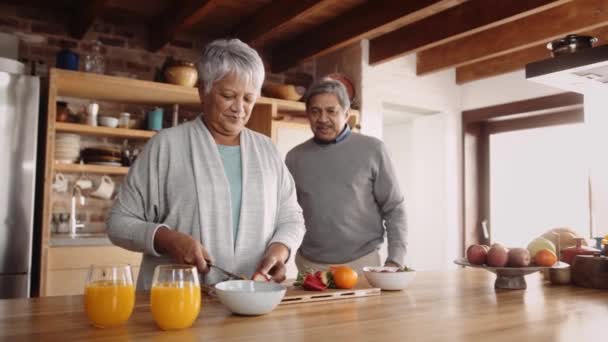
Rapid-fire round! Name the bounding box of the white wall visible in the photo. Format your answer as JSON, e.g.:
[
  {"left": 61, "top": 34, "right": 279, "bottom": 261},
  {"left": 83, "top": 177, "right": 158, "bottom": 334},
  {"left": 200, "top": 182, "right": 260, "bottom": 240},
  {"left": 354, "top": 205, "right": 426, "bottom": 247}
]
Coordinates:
[
  {"left": 361, "top": 44, "right": 462, "bottom": 270},
  {"left": 461, "top": 69, "right": 563, "bottom": 110},
  {"left": 384, "top": 115, "right": 461, "bottom": 270}
]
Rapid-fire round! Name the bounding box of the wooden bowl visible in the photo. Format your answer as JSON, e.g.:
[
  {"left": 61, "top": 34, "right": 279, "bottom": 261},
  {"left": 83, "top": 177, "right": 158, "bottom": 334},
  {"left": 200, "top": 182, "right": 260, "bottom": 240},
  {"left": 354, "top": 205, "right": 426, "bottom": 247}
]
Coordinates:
[{"left": 262, "top": 83, "right": 304, "bottom": 101}]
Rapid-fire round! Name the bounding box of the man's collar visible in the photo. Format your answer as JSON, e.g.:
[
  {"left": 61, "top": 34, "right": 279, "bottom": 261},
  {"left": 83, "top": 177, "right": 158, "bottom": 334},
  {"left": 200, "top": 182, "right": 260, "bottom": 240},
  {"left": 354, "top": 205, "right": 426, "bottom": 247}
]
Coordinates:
[{"left": 313, "top": 124, "right": 352, "bottom": 145}]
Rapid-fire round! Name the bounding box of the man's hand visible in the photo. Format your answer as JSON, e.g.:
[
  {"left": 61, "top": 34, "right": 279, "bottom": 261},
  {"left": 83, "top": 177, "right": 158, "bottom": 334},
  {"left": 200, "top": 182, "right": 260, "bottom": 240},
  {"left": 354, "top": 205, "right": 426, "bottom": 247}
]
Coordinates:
[
  {"left": 256, "top": 243, "right": 290, "bottom": 283},
  {"left": 154, "top": 226, "right": 213, "bottom": 274}
]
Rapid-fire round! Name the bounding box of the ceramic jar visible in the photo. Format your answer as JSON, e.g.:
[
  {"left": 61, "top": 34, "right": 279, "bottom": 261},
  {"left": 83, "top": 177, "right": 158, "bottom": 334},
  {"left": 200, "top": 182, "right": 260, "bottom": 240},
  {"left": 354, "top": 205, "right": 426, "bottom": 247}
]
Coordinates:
[{"left": 164, "top": 60, "right": 198, "bottom": 87}]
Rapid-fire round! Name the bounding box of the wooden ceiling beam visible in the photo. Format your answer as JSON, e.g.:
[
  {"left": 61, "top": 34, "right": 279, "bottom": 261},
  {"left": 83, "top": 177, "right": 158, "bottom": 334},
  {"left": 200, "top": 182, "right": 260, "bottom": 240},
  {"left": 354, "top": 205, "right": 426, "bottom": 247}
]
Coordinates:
[
  {"left": 369, "top": 0, "right": 569, "bottom": 66},
  {"left": 149, "top": 0, "right": 218, "bottom": 51},
  {"left": 456, "top": 24, "right": 608, "bottom": 84},
  {"left": 235, "top": 0, "right": 333, "bottom": 48},
  {"left": 417, "top": 0, "right": 608, "bottom": 75},
  {"left": 69, "top": 0, "right": 109, "bottom": 39},
  {"left": 271, "top": 0, "right": 467, "bottom": 73}
]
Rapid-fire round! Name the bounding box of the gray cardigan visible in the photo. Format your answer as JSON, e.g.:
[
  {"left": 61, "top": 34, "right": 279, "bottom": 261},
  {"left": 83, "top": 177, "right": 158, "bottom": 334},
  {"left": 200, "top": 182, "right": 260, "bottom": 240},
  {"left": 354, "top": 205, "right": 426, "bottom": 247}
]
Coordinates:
[{"left": 107, "top": 117, "right": 305, "bottom": 289}]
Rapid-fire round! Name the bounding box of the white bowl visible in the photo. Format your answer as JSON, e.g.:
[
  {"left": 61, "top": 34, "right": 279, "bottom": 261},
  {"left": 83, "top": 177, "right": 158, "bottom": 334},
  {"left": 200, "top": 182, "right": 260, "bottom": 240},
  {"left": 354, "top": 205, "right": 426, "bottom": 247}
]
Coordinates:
[
  {"left": 363, "top": 266, "right": 416, "bottom": 291},
  {"left": 98, "top": 116, "right": 119, "bottom": 128},
  {"left": 214, "top": 280, "right": 286, "bottom": 316}
]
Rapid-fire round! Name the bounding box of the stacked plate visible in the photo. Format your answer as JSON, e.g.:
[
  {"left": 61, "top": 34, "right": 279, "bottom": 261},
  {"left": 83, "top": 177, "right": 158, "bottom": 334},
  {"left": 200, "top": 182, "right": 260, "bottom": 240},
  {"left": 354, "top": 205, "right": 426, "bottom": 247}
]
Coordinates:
[
  {"left": 81, "top": 146, "right": 122, "bottom": 166},
  {"left": 55, "top": 134, "right": 81, "bottom": 163}
]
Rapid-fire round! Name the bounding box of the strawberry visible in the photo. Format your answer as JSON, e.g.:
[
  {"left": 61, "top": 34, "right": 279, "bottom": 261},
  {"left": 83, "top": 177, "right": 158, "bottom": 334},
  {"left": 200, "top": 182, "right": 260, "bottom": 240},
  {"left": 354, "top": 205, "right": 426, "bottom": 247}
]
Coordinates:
[
  {"left": 302, "top": 274, "right": 327, "bottom": 291},
  {"left": 314, "top": 271, "right": 334, "bottom": 288}
]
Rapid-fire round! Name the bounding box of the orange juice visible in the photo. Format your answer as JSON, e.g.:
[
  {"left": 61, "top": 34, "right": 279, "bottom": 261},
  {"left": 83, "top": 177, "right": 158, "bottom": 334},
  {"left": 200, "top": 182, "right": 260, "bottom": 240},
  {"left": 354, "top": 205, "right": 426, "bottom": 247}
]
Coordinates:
[
  {"left": 85, "top": 280, "right": 135, "bottom": 327},
  {"left": 151, "top": 282, "right": 201, "bottom": 330}
]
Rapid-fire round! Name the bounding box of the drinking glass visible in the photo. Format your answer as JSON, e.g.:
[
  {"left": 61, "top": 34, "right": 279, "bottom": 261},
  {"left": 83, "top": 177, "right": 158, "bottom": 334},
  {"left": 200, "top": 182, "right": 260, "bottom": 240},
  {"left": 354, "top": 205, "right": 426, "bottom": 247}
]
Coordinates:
[
  {"left": 84, "top": 264, "right": 135, "bottom": 328},
  {"left": 151, "top": 264, "right": 201, "bottom": 330}
]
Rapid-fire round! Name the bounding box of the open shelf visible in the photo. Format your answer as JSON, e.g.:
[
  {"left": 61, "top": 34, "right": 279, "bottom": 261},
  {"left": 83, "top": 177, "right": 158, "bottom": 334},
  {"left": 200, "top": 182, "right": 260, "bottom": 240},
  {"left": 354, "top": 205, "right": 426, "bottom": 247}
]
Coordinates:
[
  {"left": 55, "top": 122, "right": 156, "bottom": 139},
  {"left": 54, "top": 163, "right": 129, "bottom": 175}
]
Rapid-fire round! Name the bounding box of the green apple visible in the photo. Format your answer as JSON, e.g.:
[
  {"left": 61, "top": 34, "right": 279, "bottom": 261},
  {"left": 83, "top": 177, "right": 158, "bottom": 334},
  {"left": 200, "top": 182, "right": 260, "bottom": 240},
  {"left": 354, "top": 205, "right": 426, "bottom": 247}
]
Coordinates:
[{"left": 527, "top": 237, "right": 556, "bottom": 259}]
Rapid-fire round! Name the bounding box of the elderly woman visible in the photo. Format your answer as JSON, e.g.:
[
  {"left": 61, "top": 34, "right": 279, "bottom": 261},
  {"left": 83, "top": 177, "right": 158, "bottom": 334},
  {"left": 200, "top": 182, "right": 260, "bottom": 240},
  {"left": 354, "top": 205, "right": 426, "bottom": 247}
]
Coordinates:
[
  {"left": 108, "top": 39, "right": 305, "bottom": 289},
  {"left": 286, "top": 79, "right": 407, "bottom": 275}
]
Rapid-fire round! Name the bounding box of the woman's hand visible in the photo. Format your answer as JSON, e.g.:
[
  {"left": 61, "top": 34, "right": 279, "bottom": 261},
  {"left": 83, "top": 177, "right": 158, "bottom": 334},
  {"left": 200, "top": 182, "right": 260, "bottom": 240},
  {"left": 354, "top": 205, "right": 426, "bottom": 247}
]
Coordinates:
[
  {"left": 256, "top": 243, "right": 290, "bottom": 283},
  {"left": 154, "top": 226, "right": 213, "bottom": 273}
]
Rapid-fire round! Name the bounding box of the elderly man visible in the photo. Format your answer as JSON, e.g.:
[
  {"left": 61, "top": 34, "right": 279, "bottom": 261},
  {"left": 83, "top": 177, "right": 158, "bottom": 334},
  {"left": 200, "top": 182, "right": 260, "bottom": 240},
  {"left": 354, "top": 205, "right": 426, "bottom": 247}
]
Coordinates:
[
  {"left": 108, "top": 39, "right": 305, "bottom": 289},
  {"left": 286, "top": 79, "right": 407, "bottom": 274}
]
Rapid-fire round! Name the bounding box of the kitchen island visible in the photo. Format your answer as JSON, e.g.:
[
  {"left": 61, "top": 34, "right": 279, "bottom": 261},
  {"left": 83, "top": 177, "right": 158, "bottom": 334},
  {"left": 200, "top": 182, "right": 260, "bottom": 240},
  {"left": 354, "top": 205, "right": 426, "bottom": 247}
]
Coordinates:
[{"left": 1, "top": 269, "right": 606, "bottom": 341}]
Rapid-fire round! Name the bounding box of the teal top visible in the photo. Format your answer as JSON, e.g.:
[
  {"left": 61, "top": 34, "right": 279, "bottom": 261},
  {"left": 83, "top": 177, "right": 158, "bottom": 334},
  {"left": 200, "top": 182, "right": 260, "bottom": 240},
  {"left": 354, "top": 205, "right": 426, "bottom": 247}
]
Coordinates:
[{"left": 217, "top": 144, "right": 243, "bottom": 248}]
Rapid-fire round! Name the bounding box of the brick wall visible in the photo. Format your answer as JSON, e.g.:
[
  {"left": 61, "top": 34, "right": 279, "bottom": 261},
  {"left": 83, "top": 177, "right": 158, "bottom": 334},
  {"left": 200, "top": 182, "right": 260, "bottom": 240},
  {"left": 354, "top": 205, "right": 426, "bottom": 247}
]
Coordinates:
[{"left": 0, "top": 3, "right": 315, "bottom": 85}]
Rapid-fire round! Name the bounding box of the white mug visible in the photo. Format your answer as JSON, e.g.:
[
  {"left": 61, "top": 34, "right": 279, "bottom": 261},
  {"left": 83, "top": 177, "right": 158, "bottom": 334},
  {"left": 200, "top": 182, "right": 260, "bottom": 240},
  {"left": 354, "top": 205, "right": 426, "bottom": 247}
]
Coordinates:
[
  {"left": 91, "top": 175, "right": 115, "bottom": 199},
  {"left": 75, "top": 178, "right": 93, "bottom": 190},
  {"left": 52, "top": 173, "right": 68, "bottom": 193}
]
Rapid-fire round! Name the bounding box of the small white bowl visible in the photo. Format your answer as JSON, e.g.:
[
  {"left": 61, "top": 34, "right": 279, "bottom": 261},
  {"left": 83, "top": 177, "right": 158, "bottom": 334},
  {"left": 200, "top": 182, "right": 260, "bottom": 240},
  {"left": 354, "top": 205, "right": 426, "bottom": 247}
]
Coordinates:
[
  {"left": 98, "top": 116, "right": 119, "bottom": 128},
  {"left": 214, "top": 280, "right": 286, "bottom": 316},
  {"left": 363, "top": 266, "right": 416, "bottom": 291}
]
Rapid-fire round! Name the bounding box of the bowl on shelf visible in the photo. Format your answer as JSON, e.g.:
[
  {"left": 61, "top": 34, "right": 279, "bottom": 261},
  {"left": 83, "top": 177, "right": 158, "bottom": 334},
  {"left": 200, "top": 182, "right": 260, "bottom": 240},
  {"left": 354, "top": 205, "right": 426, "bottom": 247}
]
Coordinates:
[
  {"left": 98, "top": 116, "right": 119, "bottom": 128},
  {"left": 214, "top": 280, "right": 286, "bottom": 315},
  {"left": 363, "top": 266, "right": 416, "bottom": 291},
  {"left": 262, "top": 83, "right": 305, "bottom": 101}
]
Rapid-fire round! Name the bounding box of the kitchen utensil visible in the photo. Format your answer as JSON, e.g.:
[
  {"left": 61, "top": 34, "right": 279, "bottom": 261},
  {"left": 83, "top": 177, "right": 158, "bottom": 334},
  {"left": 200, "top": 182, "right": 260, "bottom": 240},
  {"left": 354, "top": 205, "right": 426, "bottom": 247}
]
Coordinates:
[
  {"left": 147, "top": 107, "right": 163, "bottom": 131},
  {"left": 85, "top": 264, "right": 135, "bottom": 328},
  {"left": 547, "top": 34, "right": 598, "bottom": 57},
  {"left": 98, "top": 116, "right": 118, "bottom": 128},
  {"left": 118, "top": 112, "right": 130, "bottom": 129},
  {"left": 208, "top": 263, "right": 247, "bottom": 281},
  {"left": 281, "top": 280, "right": 380, "bottom": 305},
  {"left": 262, "top": 83, "right": 304, "bottom": 101},
  {"left": 56, "top": 48, "right": 78, "bottom": 71},
  {"left": 83, "top": 40, "right": 105, "bottom": 74},
  {"left": 91, "top": 175, "right": 115, "bottom": 199},
  {"left": 571, "top": 255, "right": 608, "bottom": 289},
  {"left": 362, "top": 266, "right": 416, "bottom": 291},
  {"left": 151, "top": 265, "right": 201, "bottom": 330},
  {"left": 86, "top": 102, "right": 99, "bottom": 126},
  {"left": 51, "top": 173, "right": 68, "bottom": 193},
  {"left": 214, "top": 280, "right": 286, "bottom": 315},
  {"left": 164, "top": 60, "right": 198, "bottom": 87},
  {"left": 454, "top": 258, "right": 554, "bottom": 290},
  {"left": 560, "top": 237, "right": 598, "bottom": 265},
  {"left": 548, "top": 262, "right": 571, "bottom": 285}
]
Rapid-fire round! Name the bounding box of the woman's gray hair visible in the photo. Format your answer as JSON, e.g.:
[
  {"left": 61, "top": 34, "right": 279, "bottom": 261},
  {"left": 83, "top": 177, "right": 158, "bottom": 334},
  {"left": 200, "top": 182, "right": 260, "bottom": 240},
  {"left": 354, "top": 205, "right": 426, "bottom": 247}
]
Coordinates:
[
  {"left": 197, "top": 38, "right": 265, "bottom": 95},
  {"left": 304, "top": 78, "right": 351, "bottom": 112}
]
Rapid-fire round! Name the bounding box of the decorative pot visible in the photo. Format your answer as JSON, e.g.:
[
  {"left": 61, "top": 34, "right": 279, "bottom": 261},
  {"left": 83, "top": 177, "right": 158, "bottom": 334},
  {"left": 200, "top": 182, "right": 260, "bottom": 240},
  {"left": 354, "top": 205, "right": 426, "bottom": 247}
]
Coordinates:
[{"left": 164, "top": 60, "right": 198, "bottom": 87}]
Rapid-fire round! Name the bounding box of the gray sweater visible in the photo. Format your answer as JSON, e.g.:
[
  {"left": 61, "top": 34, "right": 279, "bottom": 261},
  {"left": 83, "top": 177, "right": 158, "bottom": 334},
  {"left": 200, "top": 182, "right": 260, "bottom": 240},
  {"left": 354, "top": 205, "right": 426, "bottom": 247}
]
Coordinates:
[
  {"left": 285, "top": 133, "right": 407, "bottom": 266},
  {"left": 108, "top": 117, "right": 305, "bottom": 289}
]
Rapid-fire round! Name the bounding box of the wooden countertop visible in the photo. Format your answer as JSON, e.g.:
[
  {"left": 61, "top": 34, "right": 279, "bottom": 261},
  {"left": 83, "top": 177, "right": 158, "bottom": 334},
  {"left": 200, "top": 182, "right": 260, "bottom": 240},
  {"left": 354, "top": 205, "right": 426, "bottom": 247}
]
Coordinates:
[{"left": 2, "top": 269, "right": 607, "bottom": 341}]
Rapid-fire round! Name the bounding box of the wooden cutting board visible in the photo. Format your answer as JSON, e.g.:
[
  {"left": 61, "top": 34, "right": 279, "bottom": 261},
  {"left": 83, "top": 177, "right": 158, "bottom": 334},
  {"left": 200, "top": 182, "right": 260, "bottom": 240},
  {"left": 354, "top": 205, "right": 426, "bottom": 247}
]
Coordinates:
[{"left": 280, "top": 281, "right": 381, "bottom": 305}]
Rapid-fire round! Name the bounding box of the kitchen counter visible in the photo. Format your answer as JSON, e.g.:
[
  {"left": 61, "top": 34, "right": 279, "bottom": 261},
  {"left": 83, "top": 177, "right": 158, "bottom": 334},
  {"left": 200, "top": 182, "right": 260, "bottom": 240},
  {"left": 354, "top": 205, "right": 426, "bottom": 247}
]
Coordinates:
[
  {"left": 1, "top": 269, "right": 607, "bottom": 341},
  {"left": 49, "top": 234, "right": 113, "bottom": 247}
]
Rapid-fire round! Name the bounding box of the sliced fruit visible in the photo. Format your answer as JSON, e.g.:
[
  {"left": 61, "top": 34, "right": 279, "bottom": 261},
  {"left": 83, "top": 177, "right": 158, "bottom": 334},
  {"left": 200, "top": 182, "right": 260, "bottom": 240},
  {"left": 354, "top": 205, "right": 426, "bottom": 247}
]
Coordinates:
[
  {"left": 315, "top": 271, "right": 334, "bottom": 287},
  {"left": 252, "top": 272, "right": 271, "bottom": 282},
  {"left": 302, "top": 274, "right": 327, "bottom": 291}
]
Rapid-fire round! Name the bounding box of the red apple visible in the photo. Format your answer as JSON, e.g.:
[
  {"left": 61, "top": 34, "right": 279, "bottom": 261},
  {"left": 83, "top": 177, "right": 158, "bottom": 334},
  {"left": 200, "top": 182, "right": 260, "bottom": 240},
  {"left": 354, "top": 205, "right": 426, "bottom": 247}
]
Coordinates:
[
  {"left": 487, "top": 245, "right": 509, "bottom": 267},
  {"left": 507, "top": 248, "right": 531, "bottom": 267},
  {"left": 466, "top": 244, "right": 488, "bottom": 265}
]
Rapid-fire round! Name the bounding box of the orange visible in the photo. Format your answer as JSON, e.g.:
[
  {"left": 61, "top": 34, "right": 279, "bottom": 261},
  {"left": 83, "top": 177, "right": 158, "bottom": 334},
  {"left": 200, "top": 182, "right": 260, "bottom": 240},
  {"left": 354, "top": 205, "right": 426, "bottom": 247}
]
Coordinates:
[
  {"left": 331, "top": 266, "right": 358, "bottom": 289},
  {"left": 535, "top": 249, "right": 557, "bottom": 267}
]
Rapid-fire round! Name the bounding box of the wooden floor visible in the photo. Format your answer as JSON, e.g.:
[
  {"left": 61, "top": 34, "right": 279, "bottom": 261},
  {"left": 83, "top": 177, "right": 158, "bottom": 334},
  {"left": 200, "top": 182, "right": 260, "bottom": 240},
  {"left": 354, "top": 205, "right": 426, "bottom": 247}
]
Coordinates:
[{"left": 1, "top": 268, "right": 607, "bottom": 341}]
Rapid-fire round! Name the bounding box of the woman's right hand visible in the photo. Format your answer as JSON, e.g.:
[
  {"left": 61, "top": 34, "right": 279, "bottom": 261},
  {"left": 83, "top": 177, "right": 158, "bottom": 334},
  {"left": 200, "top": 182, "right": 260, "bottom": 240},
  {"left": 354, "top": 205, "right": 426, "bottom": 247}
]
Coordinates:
[{"left": 153, "top": 226, "right": 212, "bottom": 273}]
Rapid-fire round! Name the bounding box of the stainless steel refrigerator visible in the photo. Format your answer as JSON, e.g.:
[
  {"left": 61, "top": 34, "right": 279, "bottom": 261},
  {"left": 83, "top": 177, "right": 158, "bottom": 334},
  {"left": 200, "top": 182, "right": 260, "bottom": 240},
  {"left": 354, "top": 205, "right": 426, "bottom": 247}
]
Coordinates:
[{"left": 0, "top": 59, "right": 39, "bottom": 298}]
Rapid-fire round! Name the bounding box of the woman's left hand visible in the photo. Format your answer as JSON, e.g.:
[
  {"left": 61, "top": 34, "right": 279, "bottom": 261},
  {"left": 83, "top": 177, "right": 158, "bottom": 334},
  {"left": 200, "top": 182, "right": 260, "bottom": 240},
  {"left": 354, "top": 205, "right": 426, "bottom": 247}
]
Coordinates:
[{"left": 256, "top": 243, "right": 290, "bottom": 282}]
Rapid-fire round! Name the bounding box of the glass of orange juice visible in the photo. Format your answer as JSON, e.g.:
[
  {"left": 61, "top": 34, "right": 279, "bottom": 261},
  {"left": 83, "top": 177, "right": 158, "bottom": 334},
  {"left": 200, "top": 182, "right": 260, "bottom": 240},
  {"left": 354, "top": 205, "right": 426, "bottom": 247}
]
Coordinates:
[
  {"left": 151, "top": 264, "right": 201, "bottom": 330},
  {"left": 84, "top": 264, "right": 135, "bottom": 328}
]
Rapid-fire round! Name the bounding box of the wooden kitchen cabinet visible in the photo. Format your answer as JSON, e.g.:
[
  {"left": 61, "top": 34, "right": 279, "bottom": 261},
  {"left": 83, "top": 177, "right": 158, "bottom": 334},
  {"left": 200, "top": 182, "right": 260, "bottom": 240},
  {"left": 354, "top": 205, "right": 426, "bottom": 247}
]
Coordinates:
[
  {"left": 39, "top": 69, "right": 360, "bottom": 296},
  {"left": 45, "top": 246, "right": 141, "bottom": 296}
]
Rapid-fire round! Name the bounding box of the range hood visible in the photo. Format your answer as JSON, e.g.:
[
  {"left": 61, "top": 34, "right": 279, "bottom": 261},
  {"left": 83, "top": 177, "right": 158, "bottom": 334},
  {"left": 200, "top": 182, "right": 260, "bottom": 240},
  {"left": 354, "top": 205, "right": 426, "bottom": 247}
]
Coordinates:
[{"left": 526, "top": 44, "right": 608, "bottom": 94}]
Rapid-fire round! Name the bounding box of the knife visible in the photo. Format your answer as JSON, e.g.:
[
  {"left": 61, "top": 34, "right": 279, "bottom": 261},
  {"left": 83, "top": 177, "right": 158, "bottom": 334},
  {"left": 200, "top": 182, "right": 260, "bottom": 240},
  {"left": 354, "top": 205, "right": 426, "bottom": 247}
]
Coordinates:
[{"left": 207, "top": 262, "right": 247, "bottom": 281}]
